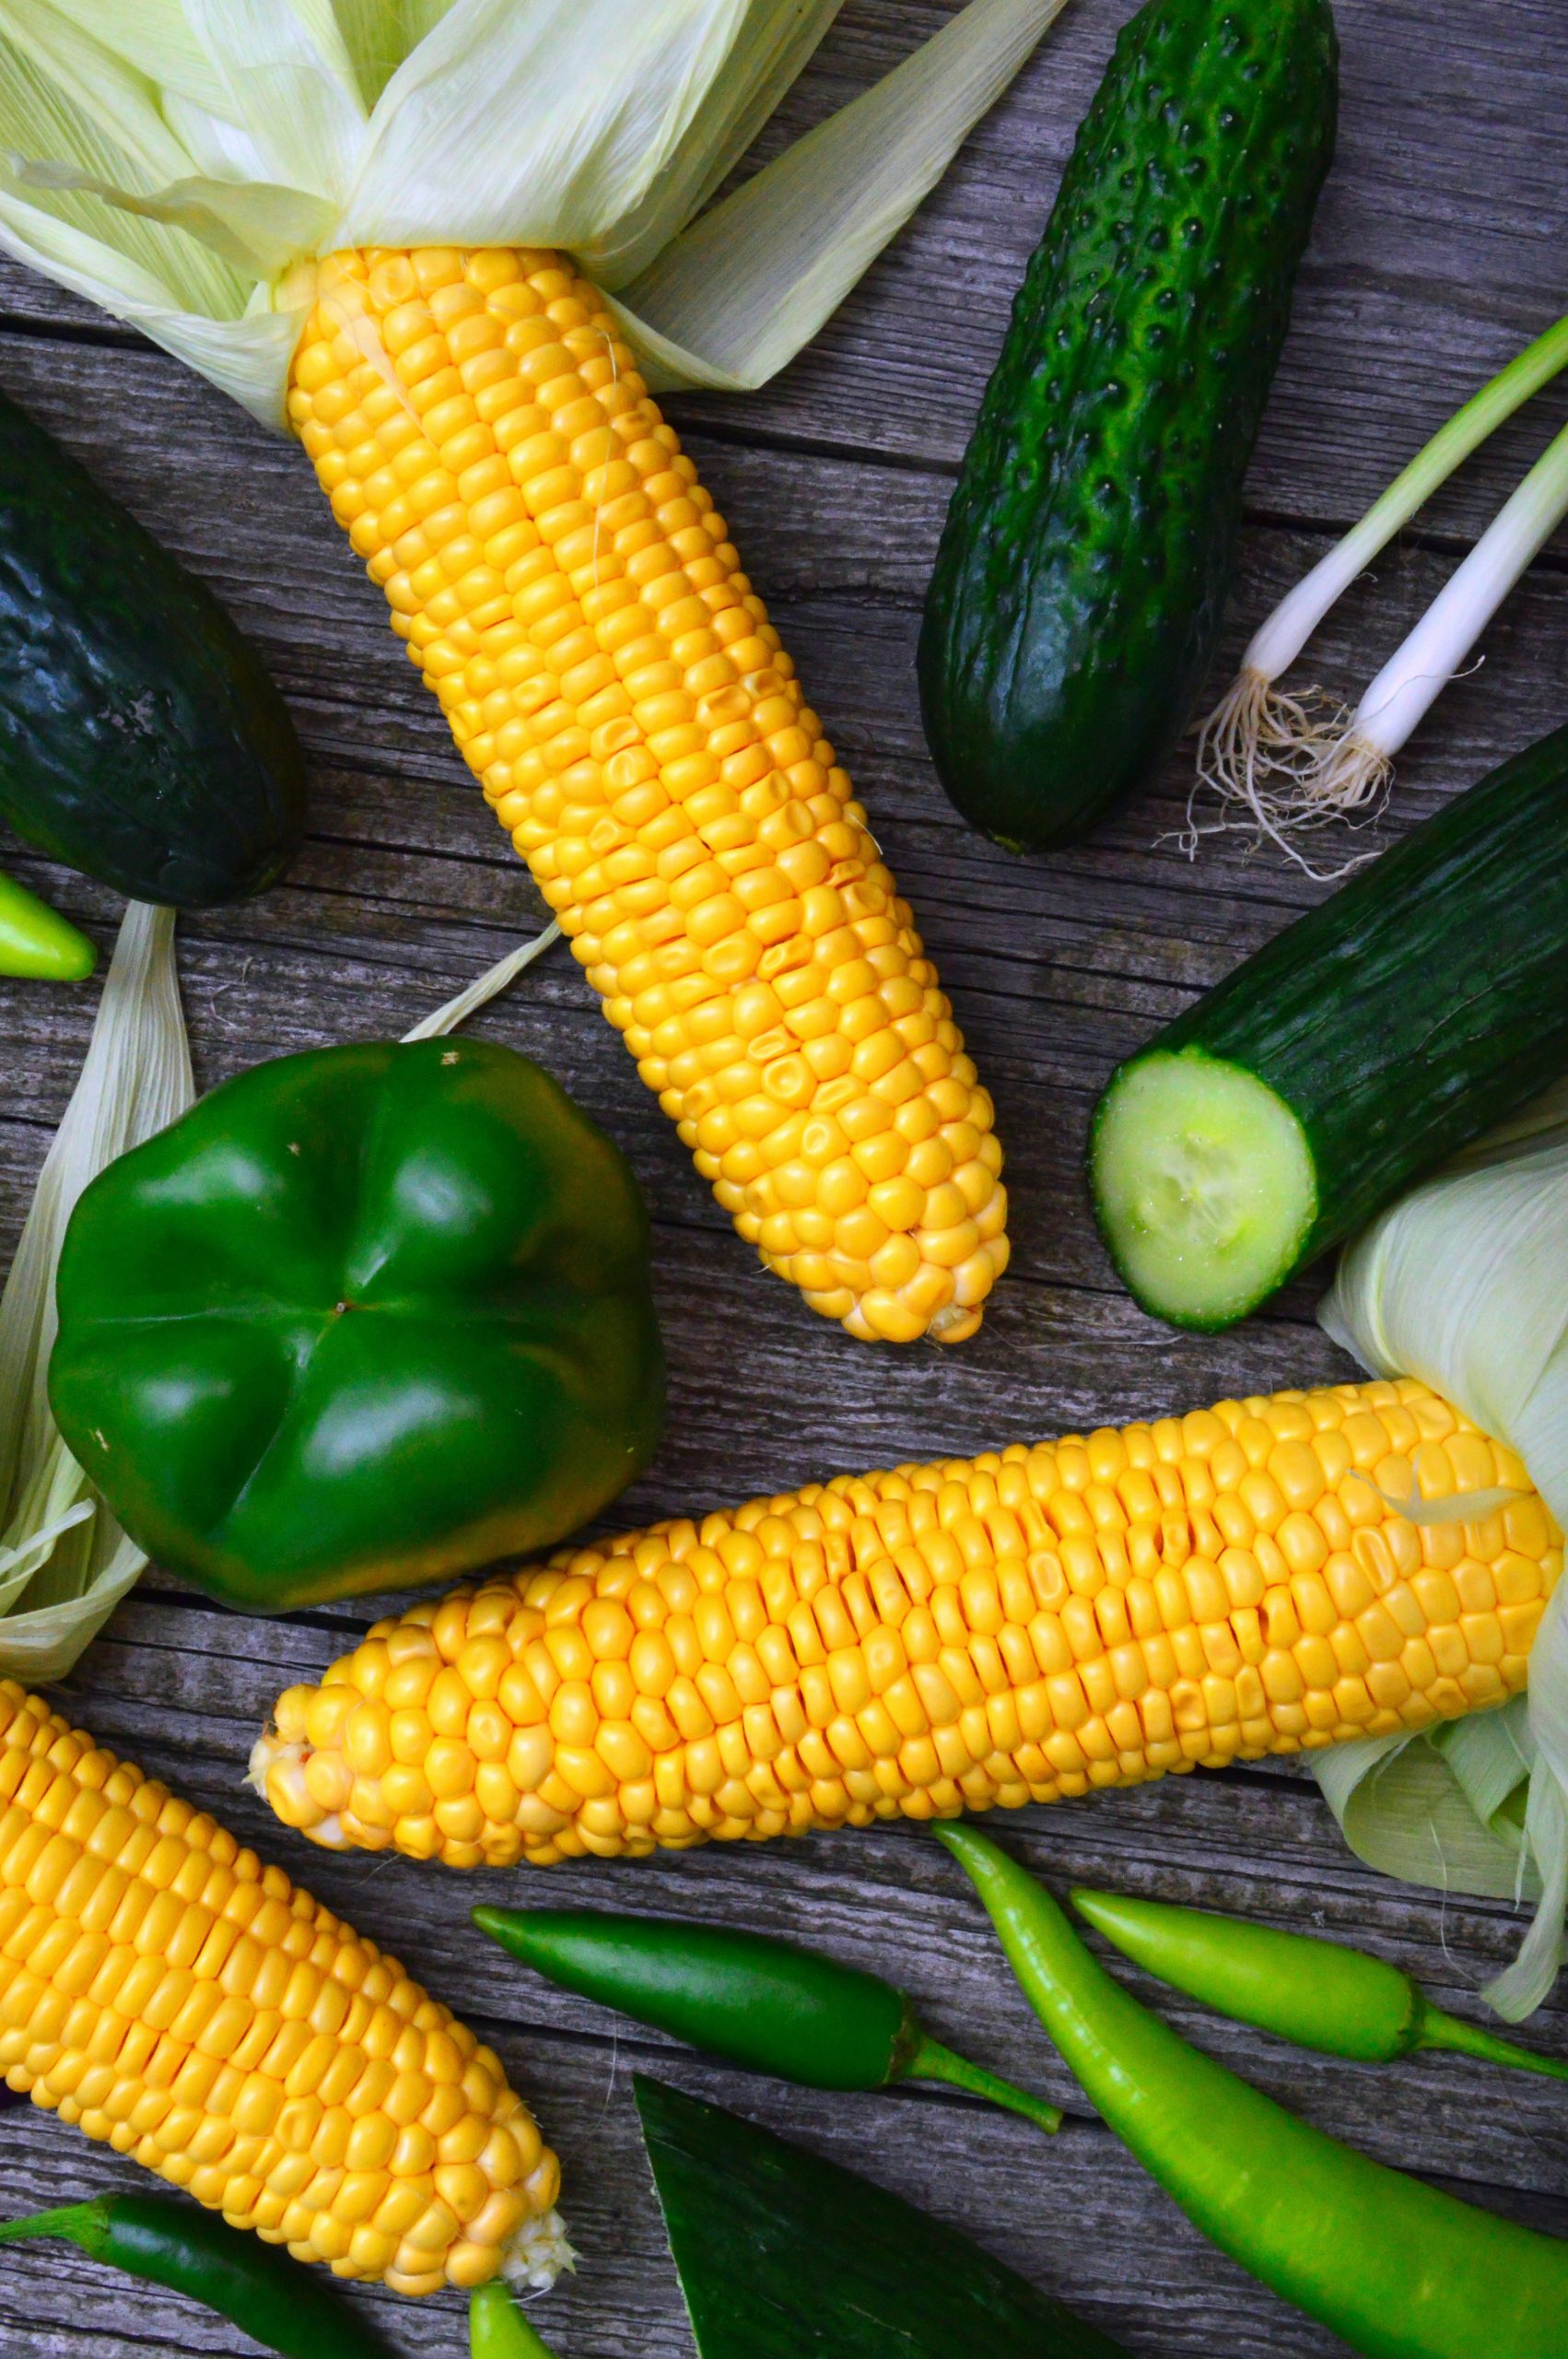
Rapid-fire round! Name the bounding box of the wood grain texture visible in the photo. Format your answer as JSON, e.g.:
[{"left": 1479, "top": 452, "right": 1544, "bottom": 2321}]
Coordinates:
[{"left": 0, "top": 2, "right": 1565, "bottom": 2353}]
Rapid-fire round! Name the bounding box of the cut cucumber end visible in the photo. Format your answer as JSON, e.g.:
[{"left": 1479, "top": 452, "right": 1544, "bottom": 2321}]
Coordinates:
[{"left": 1091, "top": 1049, "right": 1316, "bottom": 1328}]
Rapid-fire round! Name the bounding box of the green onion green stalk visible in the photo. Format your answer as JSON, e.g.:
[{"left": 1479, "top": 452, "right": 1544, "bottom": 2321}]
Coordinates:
[{"left": 1190, "top": 310, "right": 1568, "bottom": 874}]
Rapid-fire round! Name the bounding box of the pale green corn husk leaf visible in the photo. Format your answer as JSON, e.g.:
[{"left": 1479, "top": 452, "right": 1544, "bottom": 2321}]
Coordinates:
[
  {"left": 180, "top": 0, "right": 366, "bottom": 203},
  {"left": 40, "top": 1, "right": 240, "bottom": 122},
  {"left": 0, "top": 904, "right": 193, "bottom": 1683},
  {"left": 6, "top": 158, "right": 336, "bottom": 280},
  {"left": 0, "top": 0, "right": 1066, "bottom": 426},
  {"left": 0, "top": 11, "right": 250, "bottom": 320},
  {"left": 1319, "top": 1090, "right": 1568, "bottom": 2015},
  {"left": 578, "top": 2, "right": 847, "bottom": 296},
  {"left": 401, "top": 919, "right": 561, "bottom": 1041},
  {"left": 340, "top": 0, "right": 763, "bottom": 257},
  {"left": 1313, "top": 1716, "right": 1534, "bottom": 1903},
  {"left": 332, "top": 3, "right": 462, "bottom": 113},
  {"left": 615, "top": 0, "right": 1071, "bottom": 392}
]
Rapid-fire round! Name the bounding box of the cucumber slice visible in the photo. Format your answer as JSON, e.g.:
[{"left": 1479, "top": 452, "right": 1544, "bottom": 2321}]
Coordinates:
[
  {"left": 1092, "top": 1050, "right": 1316, "bottom": 1327},
  {"left": 1089, "top": 722, "right": 1568, "bottom": 1330}
]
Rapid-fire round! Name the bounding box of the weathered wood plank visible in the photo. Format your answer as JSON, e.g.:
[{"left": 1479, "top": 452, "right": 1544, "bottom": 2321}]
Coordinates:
[
  {"left": 1, "top": 340, "right": 1563, "bottom": 1294},
  {"left": 0, "top": 3, "right": 1565, "bottom": 2354},
  {"left": 0, "top": 312, "right": 1558, "bottom": 940}
]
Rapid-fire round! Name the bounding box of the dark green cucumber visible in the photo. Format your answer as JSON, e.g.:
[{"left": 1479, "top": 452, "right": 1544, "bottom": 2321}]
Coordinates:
[
  {"left": 0, "top": 385, "right": 305, "bottom": 905},
  {"left": 637, "top": 2075, "right": 1128, "bottom": 2359},
  {"left": 1090, "top": 722, "right": 1568, "bottom": 1329},
  {"left": 919, "top": 0, "right": 1337, "bottom": 851}
]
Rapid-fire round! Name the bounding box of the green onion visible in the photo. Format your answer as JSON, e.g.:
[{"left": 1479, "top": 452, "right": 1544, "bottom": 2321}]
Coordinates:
[{"left": 1190, "top": 311, "right": 1568, "bottom": 875}]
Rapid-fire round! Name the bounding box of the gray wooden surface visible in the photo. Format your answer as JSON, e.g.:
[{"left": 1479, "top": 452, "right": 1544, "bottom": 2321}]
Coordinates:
[{"left": 3, "top": 2, "right": 1566, "bottom": 2353}]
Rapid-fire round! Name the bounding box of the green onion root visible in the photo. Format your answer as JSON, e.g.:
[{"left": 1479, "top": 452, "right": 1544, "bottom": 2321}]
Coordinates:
[
  {"left": 1305, "top": 413, "right": 1568, "bottom": 837},
  {"left": 1188, "top": 311, "right": 1568, "bottom": 874}
]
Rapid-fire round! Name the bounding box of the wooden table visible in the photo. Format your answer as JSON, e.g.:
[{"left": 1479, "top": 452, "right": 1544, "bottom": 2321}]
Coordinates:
[{"left": 3, "top": 3, "right": 1565, "bottom": 2353}]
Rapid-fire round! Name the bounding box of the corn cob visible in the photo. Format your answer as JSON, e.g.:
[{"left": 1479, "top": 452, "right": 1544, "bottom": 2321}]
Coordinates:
[
  {"left": 287, "top": 246, "right": 1006, "bottom": 1345},
  {"left": 252, "top": 1378, "right": 1560, "bottom": 1871},
  {"left": 0, "top": 1683, "right": 566, "bottom": 2295}
]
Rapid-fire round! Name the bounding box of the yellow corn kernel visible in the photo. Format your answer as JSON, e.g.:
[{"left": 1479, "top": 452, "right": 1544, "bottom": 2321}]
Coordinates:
[
  {"left": 0, "top": 1684, "right": 568, "bottom": 2292},
  {"left": 288, "top": 248, "right": 1005, "bottom": 1344},
  {"left": 254, "top": 1379, "right": 1560, "bottom": 1870}
]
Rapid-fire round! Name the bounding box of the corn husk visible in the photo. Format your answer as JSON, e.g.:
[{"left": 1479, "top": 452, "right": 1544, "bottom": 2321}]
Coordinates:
[
  {"left": 0, "top": 0, "right": 1070, "bottom": 426},
  {"left": 400, "top": 918, "right": 560, "bottom": 1042},
  {"left": 0, "top": 903, "right": 192, "bottom": 1680},
  {"left": 1320, "top": 1077, "right": 1568, "bottom": 2016}
]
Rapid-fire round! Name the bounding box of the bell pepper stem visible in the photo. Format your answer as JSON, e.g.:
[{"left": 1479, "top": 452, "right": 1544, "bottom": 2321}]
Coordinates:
[
  {"left": 904, "top": 2031, "right": 1062, "bottom": 2133},
  {"left": 1418, "top": 2004, "right": 1568, "bottom": 2081}
]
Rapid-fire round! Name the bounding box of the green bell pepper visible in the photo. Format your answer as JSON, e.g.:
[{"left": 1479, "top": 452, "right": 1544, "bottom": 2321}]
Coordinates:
[{"left": 49, "top": 1036, "right": 664, "bottom": 1610}]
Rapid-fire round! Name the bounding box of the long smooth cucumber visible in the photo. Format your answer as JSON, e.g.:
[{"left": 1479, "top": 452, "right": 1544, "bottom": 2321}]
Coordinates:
[{"left": 1090, "top": 722, "right": 1568, "bottom": 1327}]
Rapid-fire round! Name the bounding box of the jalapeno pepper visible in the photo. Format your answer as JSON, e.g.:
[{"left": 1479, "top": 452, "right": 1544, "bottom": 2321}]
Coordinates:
[
  {"left": 474, "top": 1904, "right": 1062, "bottom": 2131},
  {"left": 471, "top": 2280, "right": 562, "bottom": 2356},
  {"left": 1071, "top": 1885, "right": 1568, "bottom": 2078},
  {"left": 0, "top": 2191, "right": 396, "bottom": 2358},
  {"left": 940, "top": 1825, "right": 1568, "bottom": 2359}
]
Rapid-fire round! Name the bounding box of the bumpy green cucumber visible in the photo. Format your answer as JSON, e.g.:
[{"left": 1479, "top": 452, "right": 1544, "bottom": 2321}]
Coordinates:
[
  {"left": 1090, "top": 722, "right": 1568, "bottom": 1329},
  {"left": 0, "top": 386, "right": 305, "bottom": 905},
  {"left": 919, "top": 0, "right": 1338, "bottom": 851}
]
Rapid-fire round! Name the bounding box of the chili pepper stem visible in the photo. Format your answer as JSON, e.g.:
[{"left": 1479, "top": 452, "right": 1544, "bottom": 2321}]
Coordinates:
[
  {"left": 904, "top": 2033, "right": 1062, "bottom": 2132},
  {"left": 0, "top": 2202, "right": 96, "bottom": 2247},
  {"left": 1418, "top": 2003, "right": 1568, "bottom": 2082}
]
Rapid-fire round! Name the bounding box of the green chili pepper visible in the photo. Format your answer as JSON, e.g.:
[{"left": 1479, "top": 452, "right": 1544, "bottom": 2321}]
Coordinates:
[
  {"left": 474, "top": 1904, "right": 1062, "bottom": 2132},
  {"left": 1072, "top": 1884, "right": 1568, "bottom": 2079},
  {"left": 940, "top": 1825, "right": 1568, "bottom": 2359},
  {"left": 471, "top": 2280, "right": 563, "bottom": 2356},
  {"left": 0, "top": 2192, "right": 395, "bottom": 2358},
  {"left": 0, "top": 868, "right": 94, "bottom": 980}
]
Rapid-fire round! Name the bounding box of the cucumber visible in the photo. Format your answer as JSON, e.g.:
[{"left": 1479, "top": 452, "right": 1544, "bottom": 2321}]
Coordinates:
[
  {"left": 1090, "top": 723, "right": 1568, "bottom": 1329},
  {"left": 637, "top": 2075, "right": 1129, "bottom": 2359},
  {"left": 919, "top": 0, "right": 1337, "bottom": 851},
  {"left": 0, "top": 385, "right": 305, "bottom": 906}
]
